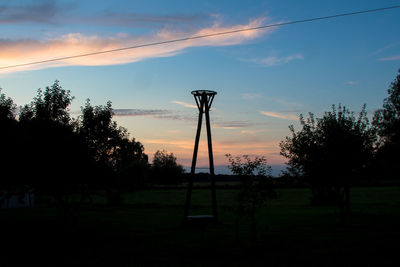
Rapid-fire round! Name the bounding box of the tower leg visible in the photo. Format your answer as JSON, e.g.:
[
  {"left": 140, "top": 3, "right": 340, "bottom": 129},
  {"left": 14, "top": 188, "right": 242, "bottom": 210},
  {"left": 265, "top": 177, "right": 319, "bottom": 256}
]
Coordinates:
[
  {"left": 205, "top": 102, "right": 218, "bottom": 221},
  {"left": 183, "top": 110, "right": 203, "bottom": 222}
]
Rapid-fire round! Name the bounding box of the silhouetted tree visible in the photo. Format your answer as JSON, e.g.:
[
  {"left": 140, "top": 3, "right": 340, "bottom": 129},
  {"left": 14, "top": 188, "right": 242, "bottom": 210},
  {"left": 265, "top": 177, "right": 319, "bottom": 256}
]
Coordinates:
[
  {"left": 16, "top": 81, "right": 92, "bottom": 221},
  {"left": 114, "top": 137, "right": 149, "bottom": 188},
  {"left": 2, "top": 81, "right": 149, "bottom": 212},
  {"left": 0, "top": 88, "right": 16, "bottom": 121},
  {"left": 19, "top": 80, "right": 74, "bottom": 125},
  {"left": 226, "top": 154, "right": 276, "bottom": 244},
  {"left": 77, "top": 99, "right": 149, "bottom": 201},
  {"left": 151, "top": 150, "right": 184, "bottom": 185},
  {"left": 373, "top": 69, "right": 400, "bottom": 180},
  {"left": 0, "top": 89, "right": 20, "bottom": 207},
  {"left": 280, "top": 104, "right": 376, "bottom": 221},
  {"left": 78, "top": 100, "right": 126, "bottom": 168}
]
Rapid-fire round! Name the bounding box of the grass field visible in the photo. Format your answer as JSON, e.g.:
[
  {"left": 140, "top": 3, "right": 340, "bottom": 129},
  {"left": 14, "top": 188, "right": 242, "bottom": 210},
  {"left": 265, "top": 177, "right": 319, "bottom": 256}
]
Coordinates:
[{"left": 1, "top": 186, "right": 400, "bottom": 266}]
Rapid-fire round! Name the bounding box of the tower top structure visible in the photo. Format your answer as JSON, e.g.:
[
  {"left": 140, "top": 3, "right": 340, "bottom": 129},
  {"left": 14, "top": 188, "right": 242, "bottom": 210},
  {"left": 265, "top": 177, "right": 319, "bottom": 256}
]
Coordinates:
[{"left": 191, "top": 90, "right": 217, "bottom": 112}]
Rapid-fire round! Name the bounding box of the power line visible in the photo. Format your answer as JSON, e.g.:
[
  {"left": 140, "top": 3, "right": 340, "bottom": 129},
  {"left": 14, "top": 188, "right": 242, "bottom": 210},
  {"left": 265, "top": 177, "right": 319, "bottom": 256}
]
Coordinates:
[{"left": 1, "top": 5, "right": 399, "bottom": 70}]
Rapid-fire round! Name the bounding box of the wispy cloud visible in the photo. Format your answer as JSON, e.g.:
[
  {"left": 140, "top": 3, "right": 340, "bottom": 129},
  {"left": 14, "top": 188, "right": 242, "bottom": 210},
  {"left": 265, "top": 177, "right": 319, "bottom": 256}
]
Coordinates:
[
  {"left": 112, "top": 108, "right": 196, "bottom": 121},
  {"left": 113, "top": 105, "right": 260, "bottom": 129},
  {"left": 171, "top": 100, "right": 198, "bottom": 109},
  {"left": 155, "top": 113, "right": 195, "bottom": 121},
  {"left": 113, "top": 109, "right": 168, "bottom": 117},
  {"left": 240, "top": 129, "right": 265, "bottom": 135},
  {"left": 371, "top": 42, "right": 400, "bottom": 56},
  {"left": 0, "top": 1, "right": 61, "bottom": 24},
  {"left": 260, "top": 111, "right": 298, "bottom": 120},
  {"left": 344, "top": 81, "right": 358, "bottom": 85},
  {"left": 272, "top": 97, "right": 302, "bottom": 109},
  {"left": 248, "top": 53, "right": 304, "bottom": 67},
  {"left": 0, "top": 16, "right": 273, "bottom": 73},
  {"left": 242, "top": 93, "right": 263, "bottom": 100},
  {"left": 84, "top": 12, "right": 207, "bottom": 29},
  {"left": 213, "top": 120, "right": 257, "bottom": 129},
  {"left": 378, "top": 55, "right": 400, "bottom": 61},
  {"left": 0, "top": 1, "right": 204, "bottom": 28},
  {"left": 371, "top": 42, "right": 400, "bottom": 61}
]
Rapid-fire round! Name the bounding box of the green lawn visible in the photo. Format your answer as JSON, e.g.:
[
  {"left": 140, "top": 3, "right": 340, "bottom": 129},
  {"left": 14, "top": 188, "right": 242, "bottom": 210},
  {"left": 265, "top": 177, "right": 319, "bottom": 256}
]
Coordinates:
[{"left": 1, "top": 186, "right": 400, "bottom": 266}]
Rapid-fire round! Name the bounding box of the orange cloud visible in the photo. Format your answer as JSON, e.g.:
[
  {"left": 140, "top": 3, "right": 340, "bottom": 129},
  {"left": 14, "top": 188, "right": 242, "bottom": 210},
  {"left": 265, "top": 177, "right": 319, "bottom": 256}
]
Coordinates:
[
  {"left": 171, "top": 101, "right": 198, "bottom": 109},
  {"left": 260, "top": 111, "right": 298, "bottom": 120},
  {"left": 0, "top": 17, "right": 273, "bottom": 73}
]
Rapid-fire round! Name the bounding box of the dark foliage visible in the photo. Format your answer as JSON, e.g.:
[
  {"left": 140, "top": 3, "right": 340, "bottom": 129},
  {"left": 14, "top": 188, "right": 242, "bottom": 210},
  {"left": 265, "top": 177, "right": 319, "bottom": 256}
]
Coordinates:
[
  {"left": 77, "top": 99, "right": 149, "bottom": 189},
  {"left": 226, "top": 154, "right": 276, "bottom": 243},
  {"left": 0, "top": 89, "right": 21, "bottom": 207},
  {"left": 15, "top": 81, "right": 93, "bottom": 220},
  {"left": 113, "top": 137, "right": 149, "bottom": 188},
  {"left": 1, "top": 81, "right": 149, "bottom": 216},
  {"left": 280, "top": 104, "right": 376, "bottom": 220},
  {"left": 373, "top": 69, "right": 400, "bottom": 180},
  {"left": 151, "top": 150, "right": 184, "bottom": 185},
  {"left": 76, "top": 99, "right": 150, "bottom": 204},
  {"left": 19, "top": 80, "right": 74, "bottom": 125},
  {"left": 0, "top": 88, "right": 16, "bottom": 121}
]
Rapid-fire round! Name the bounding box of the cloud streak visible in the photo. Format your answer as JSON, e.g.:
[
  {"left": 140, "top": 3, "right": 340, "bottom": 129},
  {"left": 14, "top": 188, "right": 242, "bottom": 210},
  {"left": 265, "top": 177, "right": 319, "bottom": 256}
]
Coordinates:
[
  {"left": 344, "top": 81, "right": 358, "bottom": 85},
  {"left": 84, "top": 12, "right": 207, "bottom": 28},
  {"left": 171, "top": 100, "right": 198, "bottom": 109},
  {"left": 242, "top": 93, "right": 263, "bottom": 100},
  {"left": 0, "top": 1, "right": 207, "bottom": 28},
  {"left": 272, "top": 97, "right": 302, "bottom": 109},
  {"left": 371, "top": 42, "right": 400, "bottom": 61},
  {"left": 0, "top": 1, "right": 60, "bottom": 24},
  {"left": 113, "top": 109, "right": 169, "bottom": 117},
  {"left": 112, "top": 108, "right": 196, "bottom": 121},
  {"left": 371, "top": 42, "right": 400, "bottom": 56},
  {"left": 112, "top": 106, "right": 260, "bottom": 130},
  {"left": 213, "top": 120, "right": 259, "bottom": 129},
  {"left": 248, "top": 53, "right": 304, "bottom": 67},
  {"left": 260, "top": 111, "right": 298, "bottom": 120},
  {"left": 378, "top": 55, "right": 400, "bottom": 61},
  {"left": 0, "top": 16, "right": 273, "bottom": 73}
]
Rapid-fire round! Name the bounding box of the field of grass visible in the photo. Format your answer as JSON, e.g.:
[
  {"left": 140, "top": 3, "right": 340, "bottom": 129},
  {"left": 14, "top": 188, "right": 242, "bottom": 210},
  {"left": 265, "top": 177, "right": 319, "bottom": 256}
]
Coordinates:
[{"left": 1, "top": 186, "right": 400, "bottom": 266}]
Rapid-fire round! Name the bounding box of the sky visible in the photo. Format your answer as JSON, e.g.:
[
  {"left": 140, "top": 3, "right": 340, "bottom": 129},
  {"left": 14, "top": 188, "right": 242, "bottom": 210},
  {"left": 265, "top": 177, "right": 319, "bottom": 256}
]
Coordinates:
[{"left": 1, "top": 0, "right": 399, "bottom": 175}]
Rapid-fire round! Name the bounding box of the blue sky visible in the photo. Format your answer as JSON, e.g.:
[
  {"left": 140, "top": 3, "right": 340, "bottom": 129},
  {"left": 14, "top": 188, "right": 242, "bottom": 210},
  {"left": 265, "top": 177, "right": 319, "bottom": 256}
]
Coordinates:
[{"left": 1, "top": 0, "right": 399, "bottom": 174}]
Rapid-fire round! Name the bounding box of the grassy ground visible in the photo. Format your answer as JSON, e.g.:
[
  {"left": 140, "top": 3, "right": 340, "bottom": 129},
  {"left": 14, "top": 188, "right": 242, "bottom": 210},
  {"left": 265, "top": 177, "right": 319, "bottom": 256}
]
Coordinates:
[{"left": 1, "top": 186, "right": 400, "bottom": 266}]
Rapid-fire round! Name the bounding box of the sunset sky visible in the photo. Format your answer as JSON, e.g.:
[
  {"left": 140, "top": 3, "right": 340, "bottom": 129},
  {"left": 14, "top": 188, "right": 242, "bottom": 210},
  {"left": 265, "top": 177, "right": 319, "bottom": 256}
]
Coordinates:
[{"left": 1, "top": 0, "right": 399, "bottom": 174}]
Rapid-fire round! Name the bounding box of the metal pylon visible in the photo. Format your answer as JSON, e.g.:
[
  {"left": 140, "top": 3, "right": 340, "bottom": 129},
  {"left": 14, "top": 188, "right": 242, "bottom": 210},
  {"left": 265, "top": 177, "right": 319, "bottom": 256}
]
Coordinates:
[{"left": 183, "top": 90, "right": 218, "bottom": 224}]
